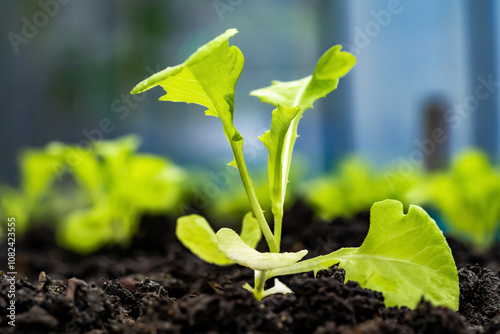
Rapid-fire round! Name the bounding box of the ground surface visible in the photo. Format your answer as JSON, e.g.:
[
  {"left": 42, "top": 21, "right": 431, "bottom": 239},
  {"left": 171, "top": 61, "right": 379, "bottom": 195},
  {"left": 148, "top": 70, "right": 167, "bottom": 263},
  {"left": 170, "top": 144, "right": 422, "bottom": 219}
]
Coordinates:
[{"left": 1, "top": 201, "right": 500, "bottom": 333}]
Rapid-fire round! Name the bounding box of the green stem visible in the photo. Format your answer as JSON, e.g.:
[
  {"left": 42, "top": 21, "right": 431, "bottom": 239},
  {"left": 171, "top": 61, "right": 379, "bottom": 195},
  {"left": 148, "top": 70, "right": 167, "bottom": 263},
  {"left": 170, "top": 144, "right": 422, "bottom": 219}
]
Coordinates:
[
  {"left": 231, "top": 141, "right": 279, "bottom": 253},
  {"left": 272, "top": 205, "right": 283, "bottom": 250},
  {"left": 253, "top": 270, "right": 267, "bottom": 301}
]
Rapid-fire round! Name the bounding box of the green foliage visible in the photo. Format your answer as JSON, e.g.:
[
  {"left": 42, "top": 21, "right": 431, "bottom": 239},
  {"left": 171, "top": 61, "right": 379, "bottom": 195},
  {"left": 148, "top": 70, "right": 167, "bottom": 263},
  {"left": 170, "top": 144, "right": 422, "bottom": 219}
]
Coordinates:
[
  {"left": 426, "top": 149, "right": 500, "bottom": 250},
  {"left": 131, "top": 28, "right": 243, "bottom": 146},
  {"left": 203, "top": 164, "right": 303, "bottom": 225},
  {"left": 0, "top": 186, "right": 29, "bottom": 236},
  {"left": 176, "top": 214, "right": 235, "bottom": 265},
  {"left": 302, "top": 156, "right": 419, "bottom": 221},
  {"left": 343, "top": 200, "right": 458, "bottom": 309},
  {"left": 0, "top": 135, "right": 186, "bottom": 253},
  {"left": 132, "top": 28, "right": 278, "bottom": 252},
  {"left": 132, "top": 28, "right": 458, "bottom": 309},
  {"left": 176, "top": 212, "right": 261, "bottom": 266}
]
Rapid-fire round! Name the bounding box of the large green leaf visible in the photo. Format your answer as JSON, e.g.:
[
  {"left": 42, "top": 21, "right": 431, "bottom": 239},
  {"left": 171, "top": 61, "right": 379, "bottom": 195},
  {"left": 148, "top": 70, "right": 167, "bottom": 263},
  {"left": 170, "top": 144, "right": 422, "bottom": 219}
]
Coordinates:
[
  {"left": 251, "top": 46, "right": 355, "bottom": 216},
  {"left": 338, "top": 200, "right": 459, "bottom": 310},
  {"left": 176, "top": 213, "right": 261, "bottom": 266}
]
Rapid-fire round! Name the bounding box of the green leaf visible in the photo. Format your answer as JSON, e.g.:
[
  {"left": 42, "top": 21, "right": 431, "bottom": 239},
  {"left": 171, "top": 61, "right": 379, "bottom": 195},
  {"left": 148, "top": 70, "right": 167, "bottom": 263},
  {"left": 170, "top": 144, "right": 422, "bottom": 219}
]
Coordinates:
[
  {"left": 250, "top": 45, "right": 355, "bottom": 110},
  {"left": 176, "top": 214, "right": 234, "bottom": 266},
  {"left": 302, "top": 156, "right": 416, "bottom": 221},
  {"left": 131, "top": 28, "right": 243, "bottom": 141},
  {"left": 216, "top": 228, "right": 307, "bottom": 271},
  {"left": 338, "top": 200, "right": 459, "bottom": 310},
  {"left": 176, "top": 213, "right": 262, "bottom": 266},
  {"left": 118, "top": 154, "right": 186, "bottom": 212},
  {"left": 20, "top": 146, "right": 63, "bottom": 204},
  {"left": 243, "top": 278, "right": 293, "bottom": 299},
  {"left": 65, "top": 147, "right": 103, "bottom": 203},
  {"left": 429, "top": 149, "right": 500, "bottom": 250},
  {"left": 131, "top": 28, "right": 278, "bottom": 254},
  {"left": 259, "top": 104, "right": 301, "bottom": 214},
  {"left": 240, "top": 212, "right": 262, "bottom": 249}
]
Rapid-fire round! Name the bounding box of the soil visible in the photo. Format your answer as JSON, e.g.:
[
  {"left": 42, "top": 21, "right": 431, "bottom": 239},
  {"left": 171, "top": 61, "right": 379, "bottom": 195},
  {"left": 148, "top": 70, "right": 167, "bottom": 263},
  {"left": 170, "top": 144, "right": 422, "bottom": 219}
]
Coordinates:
[{"left": 1, "top": 200, "right": 500, "bottom": 333}]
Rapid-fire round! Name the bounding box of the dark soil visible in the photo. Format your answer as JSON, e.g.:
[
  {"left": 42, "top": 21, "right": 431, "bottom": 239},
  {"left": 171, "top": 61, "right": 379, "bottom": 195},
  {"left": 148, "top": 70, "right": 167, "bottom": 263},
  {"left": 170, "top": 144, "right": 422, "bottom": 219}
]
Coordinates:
[{"left": 1, "top": 200, "right": 500, "bottom": 333}]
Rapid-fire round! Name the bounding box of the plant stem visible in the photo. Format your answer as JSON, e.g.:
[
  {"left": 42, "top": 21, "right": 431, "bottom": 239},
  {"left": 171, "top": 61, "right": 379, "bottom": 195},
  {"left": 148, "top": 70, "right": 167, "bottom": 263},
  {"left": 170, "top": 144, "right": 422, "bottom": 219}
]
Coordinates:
[
  {"left": 253, "top": 270, "right": 267, "bottom": 301},
  {"left": 231, "top": 141, "right": 279, "bottom": 253}
]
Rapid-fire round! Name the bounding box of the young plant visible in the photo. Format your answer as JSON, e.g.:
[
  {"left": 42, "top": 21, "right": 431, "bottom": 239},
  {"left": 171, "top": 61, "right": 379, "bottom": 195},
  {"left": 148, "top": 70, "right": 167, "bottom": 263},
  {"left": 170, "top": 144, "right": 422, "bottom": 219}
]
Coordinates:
[
  {"left": 131, "top": 29, "right": 459, "bottom": 310},
  {"left": 0, "top": 135, "right": 186, "bottom": 253}
]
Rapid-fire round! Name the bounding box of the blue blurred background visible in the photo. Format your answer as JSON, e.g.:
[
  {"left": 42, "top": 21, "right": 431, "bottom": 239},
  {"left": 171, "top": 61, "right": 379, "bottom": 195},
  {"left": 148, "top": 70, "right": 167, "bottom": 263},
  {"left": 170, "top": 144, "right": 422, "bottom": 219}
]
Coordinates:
[{"left": 1, "top": 0, "right": 499, "bottom": 185}]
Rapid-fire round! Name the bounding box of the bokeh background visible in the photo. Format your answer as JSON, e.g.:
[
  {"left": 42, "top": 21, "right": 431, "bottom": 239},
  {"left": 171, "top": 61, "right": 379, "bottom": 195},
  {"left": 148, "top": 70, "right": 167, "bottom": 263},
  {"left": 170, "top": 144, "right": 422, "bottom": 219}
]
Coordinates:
[{"left": 1, "top": 0, "right": 499, "bottom": 185}]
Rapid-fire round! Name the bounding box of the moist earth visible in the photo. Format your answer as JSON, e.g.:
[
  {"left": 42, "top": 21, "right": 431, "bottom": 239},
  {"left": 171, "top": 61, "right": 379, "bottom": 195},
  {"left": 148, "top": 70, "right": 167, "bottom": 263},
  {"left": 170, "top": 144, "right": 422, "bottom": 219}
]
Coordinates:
[{"left": 1, "top": 200, "right": 500, "bottom": 333}]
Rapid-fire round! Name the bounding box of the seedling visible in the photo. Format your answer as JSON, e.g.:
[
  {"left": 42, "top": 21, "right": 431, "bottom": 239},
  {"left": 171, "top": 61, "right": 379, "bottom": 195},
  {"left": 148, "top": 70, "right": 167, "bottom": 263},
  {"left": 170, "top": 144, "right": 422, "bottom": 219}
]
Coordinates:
[{"left": 131, "top": 29, "right": 459, "bottom": 309}]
